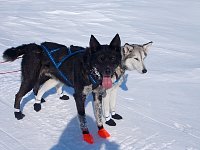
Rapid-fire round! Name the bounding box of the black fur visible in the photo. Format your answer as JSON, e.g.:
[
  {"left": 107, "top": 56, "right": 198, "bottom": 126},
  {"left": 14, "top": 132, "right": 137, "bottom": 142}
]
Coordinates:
[
  {"left": 3, "top": 34, "right": 121, "bottom": 136},
  {"left": 3, "top": 44, "right": 38, "bottom": 61}
]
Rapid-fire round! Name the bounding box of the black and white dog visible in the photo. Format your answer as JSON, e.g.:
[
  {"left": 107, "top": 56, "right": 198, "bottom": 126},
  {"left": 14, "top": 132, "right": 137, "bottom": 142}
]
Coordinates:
[
  {"left": 3, "top": 34, "right": 122, "bottom": 144},
  {"left": 33, "top": 41, "right": 153, "bottom": 127}
]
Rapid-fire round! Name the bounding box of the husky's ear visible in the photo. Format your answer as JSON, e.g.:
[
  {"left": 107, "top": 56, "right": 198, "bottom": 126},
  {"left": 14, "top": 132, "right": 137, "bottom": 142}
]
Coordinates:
[
  {"left": 89, "top": 35, "right": 101, "bottom": 53},
  {"left": 123, "top": 43, "right": 133, "bottom": 56},
  {"left": 143, "top": 41, "right": 153, "bottom": 53},
  {"left": 110, "top": 33, "right": 121, "bottom": 49}
]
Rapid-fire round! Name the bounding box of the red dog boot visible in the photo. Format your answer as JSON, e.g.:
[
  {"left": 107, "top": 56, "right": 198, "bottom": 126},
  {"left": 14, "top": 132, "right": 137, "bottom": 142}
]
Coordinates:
[
  {"left": 98, "top": 128, "right": 110, "bottom": 139},
  {"left": 83, "top": 133, "right": 94, "bottom": 144}
]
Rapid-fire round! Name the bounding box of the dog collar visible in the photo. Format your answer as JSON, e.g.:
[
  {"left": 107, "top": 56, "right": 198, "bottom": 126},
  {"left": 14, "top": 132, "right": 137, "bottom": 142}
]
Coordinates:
[{"left": 88, "top": 67, "right": 102, "bottom": 86}]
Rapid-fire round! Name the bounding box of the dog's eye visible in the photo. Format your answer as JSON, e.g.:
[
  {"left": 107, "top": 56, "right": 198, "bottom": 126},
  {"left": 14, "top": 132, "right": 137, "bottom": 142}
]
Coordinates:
[
  {"left": 98, "top": 55, "right": 105, "bottom": 62},
  {"left": 111, "top": 56, "right": 116, "bottom": 62},
  {"left": 134, "top": 58, "right": 139, "bottom": 61}
]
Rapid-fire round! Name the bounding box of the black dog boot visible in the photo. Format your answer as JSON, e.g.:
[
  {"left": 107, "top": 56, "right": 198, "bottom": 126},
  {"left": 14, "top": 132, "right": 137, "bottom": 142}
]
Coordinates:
[
  {"left": 105, "top": 118, "right": 116, "bottom": 126},
  {"left": 14, "top": 111, "right": 25, "bottom": 120},
  {"left": 112, "top": 113, "right": 123, "bottom": 120},
  {"left": 34, "top": 103, "right": 41, "bottom": 112},
  {"left": 41, "top": 98, "right": 46, "bottom": 103},
  {"left": 60, "top": 95, "right": 69, "bottom": 100}
]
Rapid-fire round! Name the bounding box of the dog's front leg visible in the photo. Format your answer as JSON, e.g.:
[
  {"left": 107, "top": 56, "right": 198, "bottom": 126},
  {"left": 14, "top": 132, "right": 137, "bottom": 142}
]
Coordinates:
[
  {"left": 73, "top": 92, "right": 88, "bottom": 132},
  {"left": 102, "top": 89, "right": 116, "bottom": 126},
  {"left": 73, "top": 92, "right": 94, "bottom": 144},
  {"left": 93, "top": 88, "right": 110, "bottom": 139},
  {"left": 92, "top": 91, "right": 103, "bottom": 128}
]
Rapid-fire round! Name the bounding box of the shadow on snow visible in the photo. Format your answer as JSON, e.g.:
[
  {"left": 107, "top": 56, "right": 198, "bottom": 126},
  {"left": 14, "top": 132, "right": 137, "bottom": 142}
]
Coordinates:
[{"left": 50, "top": 115, "right": 120, "bottom": 150}]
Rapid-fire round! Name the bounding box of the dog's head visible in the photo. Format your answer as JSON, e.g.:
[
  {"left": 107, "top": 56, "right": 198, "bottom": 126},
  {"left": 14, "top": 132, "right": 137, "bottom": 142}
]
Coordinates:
[
  {"left": 122, "top": 42, "right": 152, "bottom": 74},
  {"left": 87, "top": 34, "right": 122, "bottom": 89}
]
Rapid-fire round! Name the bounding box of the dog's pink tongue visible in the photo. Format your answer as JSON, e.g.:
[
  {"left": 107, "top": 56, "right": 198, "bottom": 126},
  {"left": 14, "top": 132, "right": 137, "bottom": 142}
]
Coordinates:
[{"left": 102, "top": 76, "right": 112, "bottom": 89}]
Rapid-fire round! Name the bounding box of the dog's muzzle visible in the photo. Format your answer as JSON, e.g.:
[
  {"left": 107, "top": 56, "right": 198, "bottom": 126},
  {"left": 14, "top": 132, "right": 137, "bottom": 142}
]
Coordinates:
[{"left": 105, "top": 67, "right": 112, "bottom": 76}]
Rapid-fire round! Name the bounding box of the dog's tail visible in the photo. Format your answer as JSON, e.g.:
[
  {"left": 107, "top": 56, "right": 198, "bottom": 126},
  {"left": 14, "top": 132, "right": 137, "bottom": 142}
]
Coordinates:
[{"left": 3, "top": 43, "right": 38, "bottom": 61}]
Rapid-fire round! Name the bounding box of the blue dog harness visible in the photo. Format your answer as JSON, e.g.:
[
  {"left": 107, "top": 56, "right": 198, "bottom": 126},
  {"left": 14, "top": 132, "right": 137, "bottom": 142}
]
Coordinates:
[{"left": 41, "top": 44, "right": 100, "bottom": 86}]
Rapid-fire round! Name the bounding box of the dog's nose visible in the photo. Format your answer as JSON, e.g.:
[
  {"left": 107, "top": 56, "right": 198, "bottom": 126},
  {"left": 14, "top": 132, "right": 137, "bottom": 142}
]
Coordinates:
[
  {"left": 105, "top": 67, "right": 111, "bottom": 75},
  {"left": 142, "top": 69, "right": 147, "bottom": 73}
]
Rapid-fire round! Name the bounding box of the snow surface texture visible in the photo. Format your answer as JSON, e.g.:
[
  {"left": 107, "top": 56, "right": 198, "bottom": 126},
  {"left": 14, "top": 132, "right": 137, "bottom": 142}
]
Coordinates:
[{"left": 0, "top": 0, "right": 200, "bottom": 149}]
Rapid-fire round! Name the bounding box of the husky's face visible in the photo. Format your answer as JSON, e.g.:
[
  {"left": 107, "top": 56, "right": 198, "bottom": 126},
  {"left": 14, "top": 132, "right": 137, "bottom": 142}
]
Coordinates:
[{"left": 123, "top": 42, "right": 152, "bottom": 74}]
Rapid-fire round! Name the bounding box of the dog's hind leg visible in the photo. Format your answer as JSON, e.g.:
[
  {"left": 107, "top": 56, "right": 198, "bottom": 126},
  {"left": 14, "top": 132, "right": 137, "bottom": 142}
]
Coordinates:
[
  {"left": 33, "top": 75, "right": 50, "bottom": 103},
  {"left": 14, "top": 81, "right": 33, "bottom": 120},
  {"left": 55, "top": 82, "right": 69, "bottom": 100},
  {"left": 34, "top": 79, "right": 59, "bottom": 112}
]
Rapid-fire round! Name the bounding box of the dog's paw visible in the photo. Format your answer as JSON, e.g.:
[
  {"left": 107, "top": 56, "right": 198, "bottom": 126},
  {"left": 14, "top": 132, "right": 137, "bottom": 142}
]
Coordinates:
[
  {"left": 34, "top": 103, "right": 41, "bottom": 112},
  {"left": 41, "top": 98, "right": 46, "bottom": 103},
  {"left": 105, "top": 119, "right": 116, "bottom": 126},
  {"left": 14, "top": 112, "right": 25, "bottom": 120},
  {"left": 112, "top": 113, "right": 123, "bottom": 120},
  {"left": 60, "top": 95, "right": 69, "bottom": 100},
  {"left": 83, "top": 133, "right": 94, "bottom": 144},
  {"left": 98, "top": 128, "right": 110, "bottom": 139}
]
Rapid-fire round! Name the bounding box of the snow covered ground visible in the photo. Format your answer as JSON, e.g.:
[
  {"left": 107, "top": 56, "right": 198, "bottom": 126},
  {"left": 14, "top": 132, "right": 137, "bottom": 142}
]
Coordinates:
[{"left": 0, "top": 0, "right": 200, "bottom": 149}]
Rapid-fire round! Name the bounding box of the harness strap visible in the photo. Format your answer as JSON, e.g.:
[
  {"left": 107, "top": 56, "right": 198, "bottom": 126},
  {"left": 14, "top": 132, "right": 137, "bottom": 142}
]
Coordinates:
[
  {"left": 89, "top": 75, "right": 97, "bottom": 85},
  {"left": 41, "top": 44, "right": 100, "bottom": 86},
  {"left": 57, "top": 50, "right": 85, "bottom": 68},
  {"left": 41, "top": 44, "right": 82, "bottom": 86}
]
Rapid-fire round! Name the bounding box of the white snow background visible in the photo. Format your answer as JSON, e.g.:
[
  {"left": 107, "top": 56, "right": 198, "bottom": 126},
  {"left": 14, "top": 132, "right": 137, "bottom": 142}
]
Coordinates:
[{"left": 0, "top": 0, "right": 200, "bottom": 149}]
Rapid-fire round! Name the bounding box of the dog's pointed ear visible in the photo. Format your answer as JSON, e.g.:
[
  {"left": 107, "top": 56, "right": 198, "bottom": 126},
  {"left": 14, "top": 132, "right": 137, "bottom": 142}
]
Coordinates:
[
  {"left": 110, "top": 33, "right": 121, "bottom": 48},
  {"left": 123, "top": 43, "right": 133, "bottom": 56},
  {"left": 89, "top": 35, "right": 100, "bottom": 52},
  {"left": 143, "top": 41, "right": 153, "bottom": 53}
]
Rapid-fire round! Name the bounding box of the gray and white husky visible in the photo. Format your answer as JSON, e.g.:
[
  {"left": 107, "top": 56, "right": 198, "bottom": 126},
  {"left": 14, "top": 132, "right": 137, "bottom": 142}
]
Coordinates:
[
  {"left": 103, "top": 41, "right": 152, "bottom": 126},
  {"left": 34, "top": 41, "right": 153, "bottom": 126}
]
